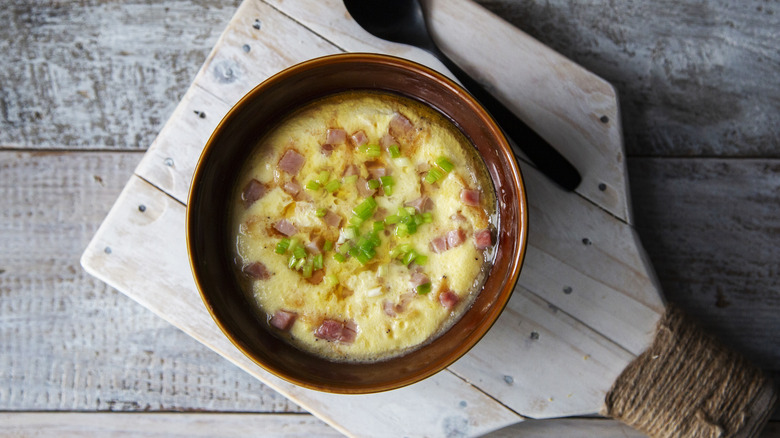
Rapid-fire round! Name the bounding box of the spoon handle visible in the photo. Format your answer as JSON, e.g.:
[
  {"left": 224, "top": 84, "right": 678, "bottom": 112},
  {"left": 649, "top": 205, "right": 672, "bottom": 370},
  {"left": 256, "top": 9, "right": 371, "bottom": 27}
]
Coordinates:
[{"left": 431, "top": 49, "right": 582, "bottom": 191}]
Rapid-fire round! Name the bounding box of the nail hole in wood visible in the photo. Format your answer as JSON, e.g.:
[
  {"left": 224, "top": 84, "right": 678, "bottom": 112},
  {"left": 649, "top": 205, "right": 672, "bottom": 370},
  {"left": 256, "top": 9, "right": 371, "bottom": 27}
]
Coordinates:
[
  {"left": 530, "top": 331, "right": 540, "bottom": 340},
  {"left": 253, "top": 19, "right": 262, "bottom": 30},
  {"left": 598, "top": 183, "right": 607, "bottom": 191},
  {"left": 582, "top": 238, "right": 592, "bottom": 246},
  {"left": 104, "top": 247, "right": 112, "bottom": 254},
  {"left": 164, "top": 157, "right": 174, "bottom": 167},
  {"left": 138, "top": 205, "right": 146, "bottom": 212},
  {"left": 242, "top": 44, "right": 251, "bottom": 53},
  {"left": 563, "top": 286, "right": 573, "bottom": 294},
  {"left": 600, "top": 115, "right": 609, "bottom": 123},
  {"left": 503, "top": 375, "right": 514, "bottom": 384}
]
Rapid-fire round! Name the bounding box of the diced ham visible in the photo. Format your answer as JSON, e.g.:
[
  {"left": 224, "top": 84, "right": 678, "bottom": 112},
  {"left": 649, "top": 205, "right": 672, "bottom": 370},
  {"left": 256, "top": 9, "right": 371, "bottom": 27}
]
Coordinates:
[
  {"left": 430, "top": 236, "right": 448, "bottom": 254},
  {"left": 321, "top": 209, "right": 342, "bottom": 228},
  {"left": 383, "top": 293, "right": 414, "bottom": 317},
  {"left": 461, "top": 189, "right": 481, "bottom": 207},
  {"left": 382, "top": 300, "right": 397, "bottom": 317},
  {"left": 446, "top": 229, "right": 466, "bottom": 249},
  {"left": 320, "top": 143, "right": 336, "bottom": 157},
  {"left": 389, "top": 113, "right": 414, "bottom": 139},
  {"left": 279, "top": 149, "right": 305, "bottom": 175},
  {"left": 415, "top": 162, "right": 430, "bottom": 174},
  {"left": 356, "top": 177, "right": 376, "bottom": 197},
  {"left": 314, "top": 319, "right": 357, "bottom": 344},
  {"left": 450, "top": 212, "right": 467, "bottom": 223},
  {"left": 243, "top": 262, "right": 271, "bottom": 280},
  {"left": 379, "top": 133, "right": 397, "bottom": 148},
  {"left": 305, "top": 269, "right": 325, "bottom": 285},
  {"left": 351, "top": 130, "right": 368, "bottom": 147},
  {"left": 327, "top": 128, "right": 347, "bottom": 144},
  {"left": 405, "top": 196, "right": 434, "bottom": 213},
  {"left": 474, "top": 229, "right": 493, "bottom": 250},
  {"left": 273, "top": 219, "right": 297, "bottom": 236},
  {"left": 343, "top": 164, "right": 360, "bottom": 177},
  {"left": 373, "top": 206, "right": 387, "bottom": 221},
  {"left": 365, "top": 162, "right": 388, "bottom": 179},
  {"left": 439, "top": 290, "right": 460, "bottom": 310},
  {"left": 270, "top": 309, "right": 297, "bottom": 330},
  {"left": 282, "top": 180, "right": 301, "bottom": 197},
  {"left": 410, "top": 272, "right": 430, "bottom": 288},
  {"left": 306, "top": 235, "right": 325, "bottom": 254},
  {"left": 241, "top": 179, "right": 267, "bottom": 208}
]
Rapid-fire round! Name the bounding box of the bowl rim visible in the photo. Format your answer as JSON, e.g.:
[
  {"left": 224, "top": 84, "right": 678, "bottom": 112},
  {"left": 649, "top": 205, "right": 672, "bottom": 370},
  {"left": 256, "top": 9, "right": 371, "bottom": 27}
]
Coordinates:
[{"left": 187, "top": 52, "right": 528, "bottom": 394}]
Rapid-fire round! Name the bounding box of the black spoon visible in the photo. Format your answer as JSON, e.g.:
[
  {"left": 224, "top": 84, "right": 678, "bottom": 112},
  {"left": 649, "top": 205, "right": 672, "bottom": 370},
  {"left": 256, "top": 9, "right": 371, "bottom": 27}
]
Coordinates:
[{"left": 343, "top": 0, "right": 582, "bottom": 191}]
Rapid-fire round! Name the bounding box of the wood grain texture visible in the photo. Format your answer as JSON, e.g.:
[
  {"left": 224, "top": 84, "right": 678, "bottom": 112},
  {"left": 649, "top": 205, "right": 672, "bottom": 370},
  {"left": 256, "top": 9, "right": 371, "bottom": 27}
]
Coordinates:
[
  {"left": 5, "top": 413, "right": 777, "bottom": 437},
  {"left": 0, "top": 151, "right": 302, "bottom": 413},
  {"left": 477, "top": 0, "right": 780, "bottom": 157},
  {"left": 0, "top": 0, "right": 240, "bottom": 150},
  {"left": 629, "top": 158, "right": 780, "bottom": 371}
]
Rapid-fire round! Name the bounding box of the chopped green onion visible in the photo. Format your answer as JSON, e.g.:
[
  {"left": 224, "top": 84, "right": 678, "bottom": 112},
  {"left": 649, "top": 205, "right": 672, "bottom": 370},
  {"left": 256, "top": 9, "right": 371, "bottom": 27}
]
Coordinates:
[
  {"left": 349, "top": 215, "right": 365, "bottom": 226},
  {"left": 325, "top": 180, "right": 341, "bottom": 193},
  {"left": 323, "top": 240, "right": 333, "bottom": 252},
  {"left": 317, "top": 170, "right": 330, "bottom": 183},
  {"left": 344, "top": 226, "right": 359, "bottom": 241},
  {"left": 402, "top": 251, "right": 417, "bottom": 266},
  {"left": 354, "top": 251, "right": 371, "bottom": 265},
  {"left": 344, "top": 174, "right": 358, "bottom": 185},
  {"left": 384, "top": 214, "right": 400, "bottom": 225},
  {"left": 333, "top": 252, "right": 346, "bottom": 263},
  {"left": 422, "top": 212, "right": 433, "bottom": 223},
  {"left": 380, "top": 175, "right": 394, "bottom": 187},
  {"left": 293, "top": 246, "right": 307, "bottom": 260},
  {"left": 353, "top": 197, "right": 378, "bottom": 220},
  {"left": 361, "top": 143, "right": 381, "bottom": 157},
  {"left": 305, "top": 180, "right": 321, "bottom": 191},
  {"left": 376, "top": 265, "right": 388, "bottom": 277},
  {"left": 404, "top": 207, "right": 416, "bottom": 216},
  {"left": 313, "top": 253, "right": 323, "bottom": 270},
  {"left": 288, "top": 255, "right": 298, "bottom": 269},
  {"left": 368, "top": 179, "right": 380, "bottom": 190},
  {"left": 295, "top": 257, "right": 306, "bottom": 270},
  {"left": 416, "top": 282, "right": 432, "bottom": 295},
  {"left": 435, "top": 156, "right": 454, "bottom": 173},
  {"left": 425, "top": 167, "right": 445, "bottom": 184},
  {"left": 388, "top": 145, "right": 401, "bottom": 158},
  {"left": 275, "top": 238, "right": 291, "bottom": 254},
  {"left": 338, "top": 242, "right": 353, "bottom": 255},
  {"left": 325, "top": 274, "right": 339, "bottom": 286},
  {"left": 288, "top": 238, "right": 300, "bottom": 252},
  {"left": 414, "top": 254, "right": 428, "bottom": 265},
  {"left": 372, "top": 221, "right": 384, "bottom": 232},
  {"left": 395, "top": 224, "right": 410, "bottom": 238},
  {"left": 414, "top": 214, "right": 424, "bottom": 226},
  {"left": 367, "top": 231, "right": 381, "bottom": 247},
  {"left": 383, "top": 186, "right": 394, "bottom": 196},
  {"left": 302, "top": 259, "right": 313, "bottom": 278},
  {"left": 315, "top": 208, "right": 327, "bottom": 217}
]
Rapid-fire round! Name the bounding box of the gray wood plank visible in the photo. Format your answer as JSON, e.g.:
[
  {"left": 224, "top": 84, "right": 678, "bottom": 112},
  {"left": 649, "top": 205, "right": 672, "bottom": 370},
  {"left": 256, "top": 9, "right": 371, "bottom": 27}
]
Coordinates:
[
  {"left": 629, "top": 158, "right": 780, "bottom": 371},
  {"left": 479, "top": 0, "right": 780, "bottom": 157},
  {"left": 0, "top": 413, "right": 777, "bottom": 437},
  {"left": 0, "top": 151, "right": 302, "bottom": 413},
  {"left": 0, "top": 0, "right": 239, "bottom": 150},
  {"left": 2, "top": 0, "right": 778, "bottom": 159}
]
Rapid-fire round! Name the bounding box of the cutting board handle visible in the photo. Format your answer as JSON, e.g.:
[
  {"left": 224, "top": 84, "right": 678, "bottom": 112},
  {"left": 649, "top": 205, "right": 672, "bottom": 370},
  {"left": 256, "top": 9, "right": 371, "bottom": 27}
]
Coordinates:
[{"left": 602, "top": 306, "right": 777, "bottom": 438}]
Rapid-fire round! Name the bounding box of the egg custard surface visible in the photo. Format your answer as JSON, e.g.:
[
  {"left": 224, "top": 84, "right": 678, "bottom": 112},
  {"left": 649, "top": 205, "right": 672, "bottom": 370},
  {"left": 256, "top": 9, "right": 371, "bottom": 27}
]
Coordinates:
[{"left": 232, "top": 91, "right": 496, "bottom": 362}]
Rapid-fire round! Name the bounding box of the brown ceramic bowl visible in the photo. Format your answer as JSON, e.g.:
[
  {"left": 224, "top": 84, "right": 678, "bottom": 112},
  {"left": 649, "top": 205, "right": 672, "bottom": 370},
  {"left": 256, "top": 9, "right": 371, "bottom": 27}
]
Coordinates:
[{"left": 187, "top": 53, "right": 527, "bottom": 394}]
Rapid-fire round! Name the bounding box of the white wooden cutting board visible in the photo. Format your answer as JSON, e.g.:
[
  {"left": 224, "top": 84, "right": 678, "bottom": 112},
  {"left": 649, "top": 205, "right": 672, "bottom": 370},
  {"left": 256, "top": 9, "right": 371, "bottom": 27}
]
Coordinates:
[{"left": 81, "top": 0, "right": 666, "bottom": 436}]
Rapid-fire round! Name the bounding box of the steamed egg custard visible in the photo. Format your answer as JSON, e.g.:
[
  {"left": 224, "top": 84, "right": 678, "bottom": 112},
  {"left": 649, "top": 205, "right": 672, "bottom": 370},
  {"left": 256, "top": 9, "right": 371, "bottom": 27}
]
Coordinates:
[{"left": 232, "top": 91, "right": 497, "bottom": 362}]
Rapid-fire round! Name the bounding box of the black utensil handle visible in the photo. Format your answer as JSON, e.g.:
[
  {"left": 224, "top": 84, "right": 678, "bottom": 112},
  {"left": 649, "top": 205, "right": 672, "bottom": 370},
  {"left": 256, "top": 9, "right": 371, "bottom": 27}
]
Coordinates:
[{"left": 434, "top": 51, "right": 582, "bottom": 191}]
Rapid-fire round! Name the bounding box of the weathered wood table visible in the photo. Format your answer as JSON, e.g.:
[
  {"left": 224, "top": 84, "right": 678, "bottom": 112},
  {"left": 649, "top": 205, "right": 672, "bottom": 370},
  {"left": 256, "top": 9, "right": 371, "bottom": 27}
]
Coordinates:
[{"left": 1, "top": 0, "right": 778, "bottom": 436}]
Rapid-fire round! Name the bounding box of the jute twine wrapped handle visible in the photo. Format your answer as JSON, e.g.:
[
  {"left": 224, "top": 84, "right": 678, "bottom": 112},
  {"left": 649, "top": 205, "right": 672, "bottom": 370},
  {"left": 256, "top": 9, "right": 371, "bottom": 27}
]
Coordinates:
[{"left": 603, "top": 306, "right": 777, "bottom": 438}]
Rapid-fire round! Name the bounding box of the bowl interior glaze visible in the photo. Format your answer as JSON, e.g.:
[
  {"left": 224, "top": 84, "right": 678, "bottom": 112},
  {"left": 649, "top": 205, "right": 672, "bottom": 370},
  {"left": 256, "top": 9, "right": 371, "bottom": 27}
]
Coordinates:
[{"left": 187, "top": 53, "right": 527, "bottom": 394}]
